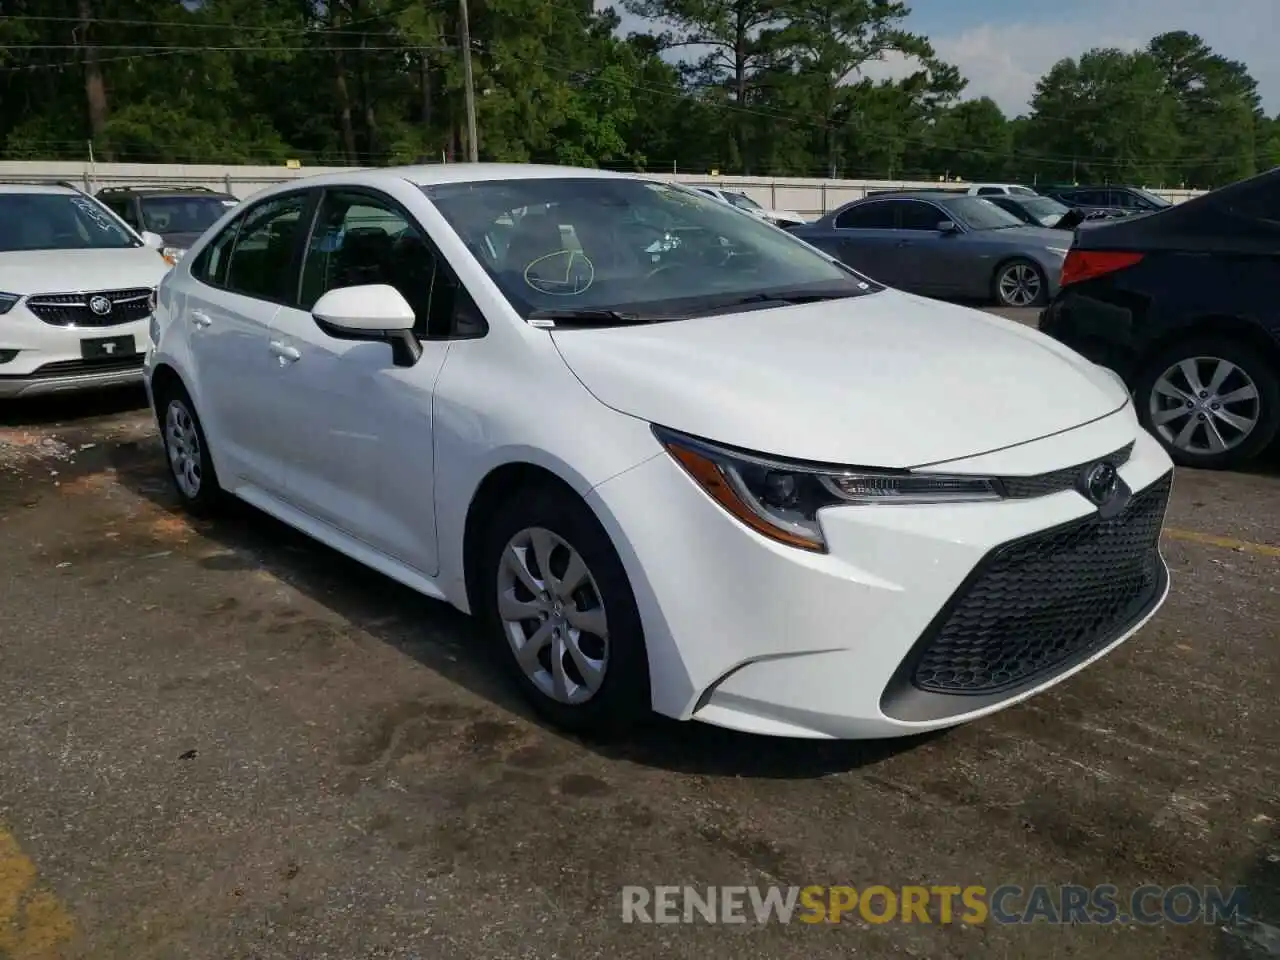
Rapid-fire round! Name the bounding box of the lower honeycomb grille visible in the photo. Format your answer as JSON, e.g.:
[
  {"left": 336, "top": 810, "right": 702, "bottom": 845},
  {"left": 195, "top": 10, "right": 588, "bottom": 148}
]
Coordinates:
[{"left": 910, "top": 473, "right": 1172, "bottom": 695}]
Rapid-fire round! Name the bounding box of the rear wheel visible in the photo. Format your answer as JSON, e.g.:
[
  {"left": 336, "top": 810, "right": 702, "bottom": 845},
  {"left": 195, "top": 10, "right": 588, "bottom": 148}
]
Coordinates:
[
  {"left": 155, "top": 381, "right": 223, "bottom": 514},
  {"left": 1135, "top": 337, "right": 1280, "bottom": 469},
  {"left": 993, "top": 258, "right": 1047, "bottom": 308},
  {"left": 478, "top": 484, "right": 651, "bottom": 738}
]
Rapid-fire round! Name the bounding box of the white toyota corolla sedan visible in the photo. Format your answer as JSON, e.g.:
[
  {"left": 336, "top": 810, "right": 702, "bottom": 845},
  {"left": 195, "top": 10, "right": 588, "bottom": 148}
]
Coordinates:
[{"left": 145, "top": 164, "right": 1174, "bottom": 740}]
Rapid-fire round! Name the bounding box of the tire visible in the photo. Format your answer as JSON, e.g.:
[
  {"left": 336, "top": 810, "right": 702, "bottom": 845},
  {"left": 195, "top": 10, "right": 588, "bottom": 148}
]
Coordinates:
[
  {"left": 1134, "top": 336, "right": 1280, "bottom": 470},
  {"left": 154, "top": 380, "right": 223, "bottom": 515},
  {"left": 993, "top": 258, "right": 1048, "bottom": 308},
  {"left": 478, "top": 484, "right": 651, "bottom": 738}
]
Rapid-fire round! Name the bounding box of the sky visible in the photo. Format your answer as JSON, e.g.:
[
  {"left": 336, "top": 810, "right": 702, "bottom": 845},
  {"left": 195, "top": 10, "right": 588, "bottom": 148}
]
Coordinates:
[{"left": 610, "top": 0, "right": 1280, "bottom": 118}]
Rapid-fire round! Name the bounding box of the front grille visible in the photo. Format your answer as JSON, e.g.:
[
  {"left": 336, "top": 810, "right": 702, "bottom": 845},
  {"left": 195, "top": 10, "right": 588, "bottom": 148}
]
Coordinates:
[
  {"left": 910, "top": 473, "right": 1171, "bottom": 695},
  {"left": 25, "top": 288, "right": 152, "bottom": 328},
  {"left": 999, "top": 442, "right": 1134, "bottom": 499}
]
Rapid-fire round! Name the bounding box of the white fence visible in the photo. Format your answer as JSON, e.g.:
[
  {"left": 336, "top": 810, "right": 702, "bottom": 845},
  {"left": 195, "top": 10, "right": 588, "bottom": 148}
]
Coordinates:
[{"left": 0, "top": 160, "right": 1208, "bottom": 218}]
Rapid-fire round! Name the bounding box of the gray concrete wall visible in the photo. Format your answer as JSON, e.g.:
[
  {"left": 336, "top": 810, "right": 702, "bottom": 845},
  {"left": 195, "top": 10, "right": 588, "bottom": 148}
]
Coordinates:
[{"left": 0, "top": 160, "right": 1209, "bottom": 218}]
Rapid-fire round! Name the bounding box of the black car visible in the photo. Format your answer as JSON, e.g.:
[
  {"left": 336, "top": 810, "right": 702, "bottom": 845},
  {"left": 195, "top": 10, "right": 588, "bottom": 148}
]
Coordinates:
[
  {"left": 1039, "top": 166, "right": 1280, "bottom": 470},
  {"left": 1038, "top": 184, "right": 1171, "bottom": 220},
  {"left": 96, "top": 185, "right": 239, "bottom": 254}
]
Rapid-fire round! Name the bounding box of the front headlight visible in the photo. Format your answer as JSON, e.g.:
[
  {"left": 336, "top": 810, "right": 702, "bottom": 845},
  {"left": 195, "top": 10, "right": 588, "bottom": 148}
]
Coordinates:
[
  {"left": 160, "top": 246, "right": 186, "bottom": 266},
  {"left": 654, "top": 426, "right": 1002, "bottom": 552},
  {"left": 0, "top": 292, "right": 19, "bottom": 315}
]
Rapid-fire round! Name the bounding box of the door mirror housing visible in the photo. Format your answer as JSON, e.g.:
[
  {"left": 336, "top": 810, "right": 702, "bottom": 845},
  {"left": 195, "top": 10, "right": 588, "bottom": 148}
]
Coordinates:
[
  {"left": 140, "top": 230, "right": 165, "bottom": 248},
  {"left": 937, "top": 220, "right": 960, "bottom": 234},
  {"left": 311, "top": 284, "right": 422, "bottom": 368}
]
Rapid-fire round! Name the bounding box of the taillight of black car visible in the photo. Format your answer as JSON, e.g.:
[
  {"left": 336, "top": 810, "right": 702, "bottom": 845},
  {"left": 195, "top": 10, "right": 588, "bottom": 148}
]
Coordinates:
[{"left": 1060, "top": 250, "right": 1145, "bottom": 288}]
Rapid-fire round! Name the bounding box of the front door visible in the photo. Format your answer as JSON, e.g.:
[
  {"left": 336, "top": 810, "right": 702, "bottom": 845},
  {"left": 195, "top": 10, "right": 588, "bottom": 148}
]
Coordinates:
[
  {"left": 887, "top": 199, "right": 972, "bottom": 296},
  {"left": 267, "top": 188, "right": 450, "bottom": 576}
]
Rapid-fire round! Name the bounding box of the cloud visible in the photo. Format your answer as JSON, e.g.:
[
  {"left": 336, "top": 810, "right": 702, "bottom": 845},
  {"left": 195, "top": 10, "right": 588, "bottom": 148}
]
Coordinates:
[
  {"left": 603, "top": 0, "right": 1280, "bottom": 119},
  {"left": 917, "top": 1, "right": 1279, "bottom": 118}
]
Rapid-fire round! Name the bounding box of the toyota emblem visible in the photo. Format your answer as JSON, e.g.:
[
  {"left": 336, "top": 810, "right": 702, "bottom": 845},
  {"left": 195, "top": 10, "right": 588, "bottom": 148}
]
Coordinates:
[
  {"left": 1080, "top": 461, "right": 1119, "bottom": 506},
  {"left": 88, "top": 295, "right": 112, "bottom": 316}
]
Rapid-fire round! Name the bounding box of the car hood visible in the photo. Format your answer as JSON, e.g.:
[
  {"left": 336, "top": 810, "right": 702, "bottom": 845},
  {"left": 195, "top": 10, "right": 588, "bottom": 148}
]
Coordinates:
[
  {"left": 550, "top": 290, "right": 1128, "bottom": 468},
  {"left": 158, "top": 230, "right": 205, "bottom": 249},
  {"left": 766, "top": 209, "right": 806, "bottom": 224},
  {"left": 0, "top": 246, "right": 170, "bottom": 294}
]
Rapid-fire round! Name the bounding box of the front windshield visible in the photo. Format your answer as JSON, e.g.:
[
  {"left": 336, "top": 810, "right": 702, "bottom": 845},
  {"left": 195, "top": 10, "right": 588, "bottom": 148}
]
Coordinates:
[
  {"left": 1133, "top": 188, "right": 1172, "bottom": 208},
  {"left": 940, "top": 196, "right": 1027, "bottom": 230},
  {"left": 141, "top": 195, "right": 237, "bottom": 233},
  {"left": 423, "top": 177, "right": 877, "bottom": 320},
  {"left": 727, "top": 192, "right": 763, "bottom": 211},
  {"left": 1020, "top": 197, "right": 1069, "bottom": 218},
  {"left": 1009, "top": 186, "right": 1039, "bottom": 197},
  {"left": 0, "top": 193, "right": 139, "bottom": 252}
]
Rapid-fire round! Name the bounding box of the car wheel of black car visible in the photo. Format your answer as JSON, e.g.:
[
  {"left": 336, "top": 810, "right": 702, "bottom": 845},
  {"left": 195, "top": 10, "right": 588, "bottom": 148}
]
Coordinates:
[
  {"left": 993, "top": 258, "right": 1048, "bottom": 308},
  {"left": 1135, "top": 336, "right": 1280, "bottom": 470}
]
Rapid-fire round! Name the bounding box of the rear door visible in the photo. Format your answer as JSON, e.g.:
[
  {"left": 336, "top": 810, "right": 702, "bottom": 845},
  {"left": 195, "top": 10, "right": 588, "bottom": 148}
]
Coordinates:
[
  {"left": 183, "top": 190, "right": 315, "bottom": 493},
  {"left": 829, "top": 200, "right": 898, "bottom": 282}
]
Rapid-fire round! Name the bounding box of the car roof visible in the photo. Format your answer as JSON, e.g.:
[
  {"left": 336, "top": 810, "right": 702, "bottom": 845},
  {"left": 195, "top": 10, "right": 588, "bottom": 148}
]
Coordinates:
[
  {"left": 234, "top": 163, "right": 655, "bottom": 204},
  {"left": 97, "top": 185, "right": 235, "bottom": 198},
  {"left": 855, "top": 191, "right": 960, "bottom": 202}
]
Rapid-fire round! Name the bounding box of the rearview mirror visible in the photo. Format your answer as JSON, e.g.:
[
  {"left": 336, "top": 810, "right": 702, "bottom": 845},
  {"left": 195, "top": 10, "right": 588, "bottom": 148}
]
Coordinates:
[
  {"left": 140, "top": 230, "right": 164, "bottom": 248},
  {"left": 311, "top": 284, "right": 422, "bottom": 368},
  {"left": 937, "top": 220, "right": 959, "bottom": 234}
]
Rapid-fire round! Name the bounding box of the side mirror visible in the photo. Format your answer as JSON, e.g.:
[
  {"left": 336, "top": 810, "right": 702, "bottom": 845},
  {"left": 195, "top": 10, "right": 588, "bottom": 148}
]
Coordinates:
[
  {"left": 311, "top": 284, "right": 422, "bottom": 368},
  {"left": 140, "top": 230, "right": 164, "bottom": 248},
  {"left": 937, "top": 220, "right": 959, "bottom": 234}
]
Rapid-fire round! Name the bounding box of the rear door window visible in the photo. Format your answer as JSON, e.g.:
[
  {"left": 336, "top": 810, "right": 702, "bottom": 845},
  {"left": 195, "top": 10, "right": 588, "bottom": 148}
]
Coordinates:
[{"left": 835, "top": 202, "right": 895, "bottom": 229}]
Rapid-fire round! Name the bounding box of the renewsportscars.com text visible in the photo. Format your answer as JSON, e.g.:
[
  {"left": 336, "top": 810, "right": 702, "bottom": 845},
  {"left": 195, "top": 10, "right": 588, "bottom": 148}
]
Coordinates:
[{"left": 620, "top": 884, "right": 1247, "bottom": 926}]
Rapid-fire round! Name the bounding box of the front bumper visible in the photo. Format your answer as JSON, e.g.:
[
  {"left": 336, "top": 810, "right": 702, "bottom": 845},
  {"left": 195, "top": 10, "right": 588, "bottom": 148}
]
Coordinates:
[
  {"left": 588, "top": 409, "right": 1173, "bottom": 739},
  {"left": 0, "top": 305, "right": 149, "bottom": 399}
]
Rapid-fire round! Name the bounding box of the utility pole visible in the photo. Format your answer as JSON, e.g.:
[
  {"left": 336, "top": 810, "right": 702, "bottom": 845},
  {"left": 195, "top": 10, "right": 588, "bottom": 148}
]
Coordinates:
[{"left": 458, "top": 0, "right": 479, "bottom": 163}]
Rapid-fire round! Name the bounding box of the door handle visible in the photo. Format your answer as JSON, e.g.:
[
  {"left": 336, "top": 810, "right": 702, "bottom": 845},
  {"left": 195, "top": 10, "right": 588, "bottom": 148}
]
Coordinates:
[
  {"left": 190, "top": 310, "right": 212, "bottom": 329},
  {"left": 269, "top": 340, "right": 301, "bottom": 363}
]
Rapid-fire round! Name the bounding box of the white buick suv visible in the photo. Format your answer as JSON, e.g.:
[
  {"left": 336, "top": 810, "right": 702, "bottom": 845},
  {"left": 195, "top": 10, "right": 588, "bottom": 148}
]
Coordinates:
[
  {"left": 145, "top": 164, "right": 1174, "bottom": 740},
  {"left": 0, "top": 182, "right": 173, "bottom": 399}
]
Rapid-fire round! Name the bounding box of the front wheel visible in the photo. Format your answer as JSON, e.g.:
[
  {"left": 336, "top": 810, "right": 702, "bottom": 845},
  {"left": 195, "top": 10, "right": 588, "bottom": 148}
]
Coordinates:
[
  {"left": 1135, "top": 337, "right": 1280, "bottom": 469},
  {"left": 993, "top": 259, "right": 1048, "bottom": 308},
  {"left": 478, "top": 485, "right": 651, "bottom": 738}
]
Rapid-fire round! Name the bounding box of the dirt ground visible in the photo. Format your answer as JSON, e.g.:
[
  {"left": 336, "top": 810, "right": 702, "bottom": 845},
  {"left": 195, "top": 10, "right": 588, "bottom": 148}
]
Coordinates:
[{"left": 2, "top": 307, "right": 1278, "bottom": 959}]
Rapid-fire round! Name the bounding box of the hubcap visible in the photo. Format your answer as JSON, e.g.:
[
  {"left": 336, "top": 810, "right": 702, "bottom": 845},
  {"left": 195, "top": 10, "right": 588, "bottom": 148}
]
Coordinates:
[
  {"left": 496, "top": 526, "right": 609, "bottom": 706},
  {"left": 164, "top": 400, "right": 203, "bottom": 499},
  {"left": 1150, "top": 356, "right": 1261, "bottom": 456},
  {"left": 998, "top": 263, "right": 1041, "bottom": 307}
]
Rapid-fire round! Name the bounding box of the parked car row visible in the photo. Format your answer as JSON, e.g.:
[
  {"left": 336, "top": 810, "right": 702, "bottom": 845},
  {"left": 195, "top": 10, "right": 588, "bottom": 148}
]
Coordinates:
[{"left": 782, "top": 170, "right": 1280, "bottom": 470}]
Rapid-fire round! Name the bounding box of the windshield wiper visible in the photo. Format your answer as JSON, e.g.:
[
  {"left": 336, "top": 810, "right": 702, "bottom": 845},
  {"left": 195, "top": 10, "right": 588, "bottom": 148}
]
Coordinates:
[
  {"left": 527, "top": 308, "right": 687, "bottom": 327},
  {"left": 686, "top": 288, "right": 860, "bottom": 315}
]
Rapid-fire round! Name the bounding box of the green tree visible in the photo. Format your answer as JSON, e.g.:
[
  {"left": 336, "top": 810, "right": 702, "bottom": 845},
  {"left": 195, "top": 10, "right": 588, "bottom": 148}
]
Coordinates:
[
  {"left": 1025, "top": 48, "right": 1180, "bottom": 185},
  {"left": 1148, "top": 30, "right": 1259, "bottom": 187}
]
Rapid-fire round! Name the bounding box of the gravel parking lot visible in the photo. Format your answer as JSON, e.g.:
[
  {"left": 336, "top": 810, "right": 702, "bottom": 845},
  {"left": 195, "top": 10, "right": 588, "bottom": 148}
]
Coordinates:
[{"left": 1, "top": 308, "right": 1277, "bottom": 960}]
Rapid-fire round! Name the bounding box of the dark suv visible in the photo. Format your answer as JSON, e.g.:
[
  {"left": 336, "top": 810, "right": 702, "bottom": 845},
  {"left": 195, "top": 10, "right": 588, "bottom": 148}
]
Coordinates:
[
  {"left": 96, "top": 185, "right": 239, "bottom": 257},
  {"left": 1037, "top": 185, "right": 1172, "bottom": 219}
]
